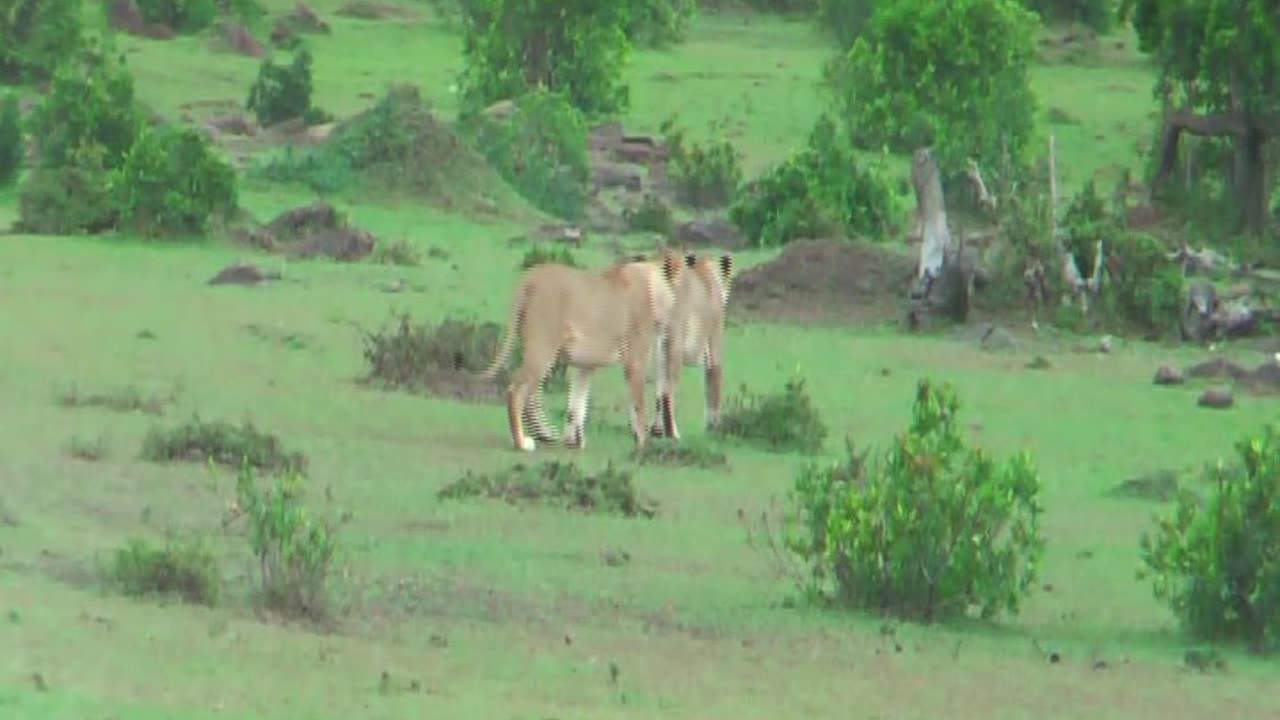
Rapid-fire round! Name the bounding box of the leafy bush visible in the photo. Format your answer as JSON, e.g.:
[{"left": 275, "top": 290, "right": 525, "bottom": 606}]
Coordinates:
[
  {"left": 520, "top": 243, "right": 579, "bottom": 270},
  {"left": 1097, "top": 230, "right": 1184, "bottom": 337},
  {"left": 826, "top": 0, "right": 1040, "bottom": 187},
  {"left": 134, "top": 0, "right": 218, "bottom": 33},
  {"left": 234, "top": 460, "right": 337, "bottom": 619},
  {"left": 439, "top": 460, "right": 659, "bottom": 518},
  {"left": 103, "top": 535, "right": 221, "bottom": 605},
  {"left": 0, "top": 93, "right": 21, "bottom": 186},
  {"left": 663, "top": 118, "right": 743, "bottom": 209},
  {"left": 113, "top": 125, "right": 238, "bottom": 237},
  {"left": 463, "top": 89, "right": 590, "bottom": 220},
  {"left": 783, "top": 380, "right": 1046, "bottom": 622},
  {"left": 457, "top": 0, "right": 631, "bottom": 116},
  {"left": 624, "top": 193, "right": 674, "bottom": 235},
  {"left": 140, "top": 416, "right": 308, "bottom": 475},
  {"left": 1140, "top": 423, "right": 1280, "bottom": 653},
  {"left": 631, "top": 437, "right": 728, "bottom": 470},
  {"left": 245, "top": 47, "right": 327, "bottom": 127},
  {"left": 0, "top": 0, "right": 83, "bottom": 84},
  {"left": 1020, "top": 0, "right": 1113, "bottom": 33},
  {"left": 714, "top": 376, "right": 828, "bottom": 454},
  {"left": 730, "top": 114, "right": 902, "bottom": 247},
  {"left": 16, "top": 142, "right": 118, "bottom": 234},
  {"left": 27, "top": 48, "right": 145, "bottom": 172},
  {"left": 623, "top": 0, "right": 695, "bottom": 48}
]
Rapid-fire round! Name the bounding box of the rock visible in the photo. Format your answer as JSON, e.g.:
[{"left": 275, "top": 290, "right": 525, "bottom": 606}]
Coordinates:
[
  {"left": 208, "top": 262, "right": 279, "bottom": 286},
  {"left": 1197, "top": 387, "right": 1234, "bottom": 409},
  {"left": 1098, "top": 335, "right": 1114, "bottom": 353},
  {"left": 592, "top": 163, "right": 643, "bottom": 192},
  {"left": 482, "top": 99, "right": 515, "bottom": 121},
  {"left": 979, "top": 325, "right": 1018, "bottom": 352},
  {"left": 672, "top": 217, "right": 747, "bottom": 250},
  {"left": 288, "top": 228, "right": 375, "bottom": 262},
  {"left": 288, "top": 2, "right": 331, "bottom": 33},
  {"left": 1153, "top": 364, "right": 1184, "bottom": 385},
  {"left": 1185, "top": 357, "right": 1250, "bottom": 380},
  {"left": 206, "top": 113, "right": 258, "bottom": 137}
]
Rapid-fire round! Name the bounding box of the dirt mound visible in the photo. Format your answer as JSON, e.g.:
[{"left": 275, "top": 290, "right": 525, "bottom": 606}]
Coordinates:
[
  {"left": 106, "top": 0, "right": 145, "bottom": 33},
  {"left": 732, "top": 238, "right": 917, "bottom": 325},
  {"left": 217, "top": 20, "right": 264, "bottom": 57},
  {"left": 229, "top": 202, "right": 376, "bottom": 261},
  {"left": 336, "top": 1, "right": 414, "bottom": 19}
]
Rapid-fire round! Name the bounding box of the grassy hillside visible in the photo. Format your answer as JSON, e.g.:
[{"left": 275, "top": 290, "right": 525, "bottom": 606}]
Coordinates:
[{"left": 2, "top": 2, "right": 1278, "bottom": 719}]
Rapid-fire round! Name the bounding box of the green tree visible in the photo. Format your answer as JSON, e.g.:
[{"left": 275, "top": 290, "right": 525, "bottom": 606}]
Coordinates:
[
  {"left": 456, "top": 0, "right": 631, "bottom": 116},
  {"left": 1021, "top": 0, "right": 1113, "bottom": 32},
  {"left": 825, "top": 0, "right": 1040, "bottom": 187},
  {"left": 0, "top": 93, "right": 21, "bottom": 185},
  {"left": 0, "top": 0, "right": 84, "bottom": 84},
  {"left": 1120, "top": 0, "right": 1280, "bottom": 235}
]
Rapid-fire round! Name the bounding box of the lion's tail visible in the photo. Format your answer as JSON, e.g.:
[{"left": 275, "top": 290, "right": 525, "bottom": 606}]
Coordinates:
[{"left": 480, "top": 278, "right": 528, "bottom": 381}]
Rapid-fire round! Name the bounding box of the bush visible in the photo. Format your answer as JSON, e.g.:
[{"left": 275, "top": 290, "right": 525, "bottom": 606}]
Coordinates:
[
  {"left": 624, "top": 193, "right": 674, "bottom": 235},
  {"left": 623, "top": 0, "right": 695, "bottom": 48},
  {"left": 457, "top": 0, "right": 631, "bottom": 116},
  {"left": 245, "top": 47, "right": 326, "bottom": 128},
  {"left": 134, "top": 0, "right": 218, "bottom": 33},
  {"left": 0, "top": 0, "right": 83, "bottom": 84},
  {"left": 730, "top": 114, "right": 902, "bottom": 247},
  {"left": 1140, "top": 423, "right": 1280, "bottom": 653},
  {"left": 663, "top": 118, "right": 743, "bottom": 209},
  {"left": 16, "top": 142, "right": 118, "bottom": 234},
  {"left": 0, "top": 94, "right": 22, "bottom": 187},
  {"left": 783, "top": 380, "right": 1046, "bottom": 622},
  {"left": 1020, "top": 0, "right": 1113, "bottom": 33},
  {"left": 463, "top": 89, "right": 590, "bottom": 220},
  {"left": 816, "top": 0, "right": 874, "bottom": 50},
  {"left": 519, "top": 244, "right": 579, "bottom": 270},
  {"left": 826, "top": 0, "right": 1040, "bottom": 188},
  {"left": 234, "top": 461, "right": 337, "bottom": 619},
  {"left": 439, "top": 460, "right": 659, "bottom": 518},
  {"left": 113, "top": 125, "right": 238, "bottom": 237},
  {"left": 140, "top": 416, "right": 308, "bottom": 475},
  {"left": 103, "top": 535, "right": 221, "bottom": 605},
  {"left": 714, "top": 375, "right": 828, "bottom": 454},
  {"left": 27, "top": 47, "right": 145, "bottom": 173}
]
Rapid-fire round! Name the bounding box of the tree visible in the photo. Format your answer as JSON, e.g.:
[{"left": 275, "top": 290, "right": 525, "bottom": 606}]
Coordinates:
[
  {"left": 825, "top": 0, "right": 1040, "bottom": 188},
  {"left": 456, "top": 0, "right": 631, "bottom": 117},
  {"left": 0, "top": 0, "right": 84, "bottom": 84},
  {"left": 1121, "top": 0, "right": 1280, "bottom": 235}
]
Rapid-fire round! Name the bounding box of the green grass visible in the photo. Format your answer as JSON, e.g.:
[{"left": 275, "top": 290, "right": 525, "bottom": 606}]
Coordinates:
[{"left": 2, "top": 4, "right": 1277, "bottom": 719}]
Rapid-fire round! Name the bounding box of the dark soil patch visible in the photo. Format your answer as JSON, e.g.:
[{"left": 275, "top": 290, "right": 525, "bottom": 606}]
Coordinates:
[
  {"left": 1185, "top": 357, "right": 1250, "bottom": 380},
  {"left": 1109, "top": 469, "right": 1182, "bottom": 502},
  {"left": 230, "top": 201, "right": 376, "bottom": 261},
  {"left": 215, "top": 20, "right": 264, "bottom": 57},
  {"left": 437, "top": 460, "right": 659, "bottom": 518},
  {"left": 1182, "top": 355, "right": 1280, "bottom": 395},
  {"left": 208, "top": 262, "right": 281, "bottom": 285},
  {"left": 731, "top": 238, "right": 916, "bottom": 325}
]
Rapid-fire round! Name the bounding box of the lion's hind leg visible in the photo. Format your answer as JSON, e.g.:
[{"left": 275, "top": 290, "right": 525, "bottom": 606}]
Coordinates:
[
  {"left": 522, "top": 385, "right": 560, "bottom": 443},
  {"left": 563, "top": 365, "right": 595, "bottom": 449}
]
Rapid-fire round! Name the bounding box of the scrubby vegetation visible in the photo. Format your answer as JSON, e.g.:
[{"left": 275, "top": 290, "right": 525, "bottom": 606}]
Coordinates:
[
  {"left": 714, "top": 376, "right": 828, "bottom": 454},
  {"left": 439, "top": 460, "right": 659, "bottom": 518},
  {"left": 140, "top": 417, "right": 308, "bottom": 475}
]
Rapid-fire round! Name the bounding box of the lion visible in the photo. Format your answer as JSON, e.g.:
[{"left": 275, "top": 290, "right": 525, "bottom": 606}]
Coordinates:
[
  {"left": 648, "top": 250, "right": 734, "bottom": 440},
  {"left": 480, "top": 250, "right": 686, "bottom": 452}
]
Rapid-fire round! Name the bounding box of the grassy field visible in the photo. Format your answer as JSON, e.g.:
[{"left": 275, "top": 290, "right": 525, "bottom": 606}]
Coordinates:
[{"left": 3, "top": 2, "right": 1279, "bottom": 718}]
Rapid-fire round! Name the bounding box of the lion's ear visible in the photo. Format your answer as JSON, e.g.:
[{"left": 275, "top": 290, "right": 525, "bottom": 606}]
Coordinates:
[
  {"left": 718, "top": 252, "right": 734, "bottom": 280},
  {"left": 661, "top": 251, "right": 682, "bottom": 285}
]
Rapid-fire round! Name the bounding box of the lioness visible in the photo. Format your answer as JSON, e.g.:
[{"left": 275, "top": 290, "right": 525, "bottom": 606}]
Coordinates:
[
  {"left": 481, "top": 250, "right": 685, "bottom": 452},
  {"left": 649, "top": 250, "right": 734, "bottom": 440}
]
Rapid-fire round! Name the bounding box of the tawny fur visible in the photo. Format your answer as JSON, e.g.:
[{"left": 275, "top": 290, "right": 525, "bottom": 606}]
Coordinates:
[{"left": 481, "top": 251, "right": 684, "bottom": 452}]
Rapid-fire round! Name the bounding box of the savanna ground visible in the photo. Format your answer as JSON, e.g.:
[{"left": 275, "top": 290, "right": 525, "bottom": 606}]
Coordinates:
[{"left": 2, "top": 2, "right": 1279, "bottom": 718}]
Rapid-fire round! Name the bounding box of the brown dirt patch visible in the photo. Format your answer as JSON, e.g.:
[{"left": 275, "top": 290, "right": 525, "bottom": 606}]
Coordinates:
[
  {"left": 227, "top": 202, "right": 376, "bottom": 262},
  {"left": 336, "top": 0, "right": 415, "bottom": 19},
  {"left": 215, "top": 19, "right": 264, "bottom": 57},
  {"left": 731, "top": 238, "right": 917, "bottom": 325}
]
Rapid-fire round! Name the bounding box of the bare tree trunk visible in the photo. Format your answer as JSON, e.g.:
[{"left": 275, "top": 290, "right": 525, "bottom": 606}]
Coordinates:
[{"left": 907, "top": 147, "right": 972, "bottom": 326}]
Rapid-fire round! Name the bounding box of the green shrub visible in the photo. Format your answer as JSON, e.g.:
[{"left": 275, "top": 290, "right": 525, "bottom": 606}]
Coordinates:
[
  {"left": 624, "top": 193, "right": 674, "bottom": 235},
  {"left": 714, "top": 376, "right": 828, "bottom": 454},
  {"left": 134, "top": 0, "right": 218, "bottom": 33},
  {"left": 783, "top": 380, "right": 1046, "bottom": 622},
  {"left": 623, "top": 0, "right": 695, "bottom": 48},
  {"left": 140, "top": 416, "right": 308, "bottom": 475},
  {"left": 663, "top": 118, "right": 743, "bottom": 209},
  {"left": 519, "top": 243, "right": 579, "bottom": 270},
  {"left": 464, "top": 89, "right": 590, "bottom": 220},
  {"left": 730, "top": 114, "right": 902, "bottom": 247},
  {"left": 439, "top": 460, "right": 659, "bottom": 518},
  {"left": 27, "top": 47, "right": 145, "bottom": 173},
  {"left": 826, "top": 0, "right": 1039, "bottom": 187},
  {"left": 1140, "top": 423, "right": 1280, "bottom": 653},
  {"left": 1097, "top": 230, "right": 1184, "bottom": 337},
  {"left": 103, "top": 535, "right": 221, "bottom": 605},
  {"left": 234, "top": 461, "right": 337, "bottom": 619},
  {"left": 816, "top": 0, "right": 874, "bottom": 49},
  {"left": 113, "top": 125, "right": 238, "bottom": 237},
  {"left": 245, "top": 47, "right": 326, "bottom": 127},
  {"left": 1020, "top": 0, "right": 1114, "bottom": 33},
  {"left": 16, "top": 142, "right": 118, "bottom": 234},
  {"left": 0, "top": 93, "right": 21, "bottom": 187},
  {"left": 0, "top": 0, "right": 84, "bottom": 84},
  {"left": 457, "top": 0, "right": 631, "bottom": 116},
  {"left": 254, "top": 143, "right": 354, "bottom": 195}
]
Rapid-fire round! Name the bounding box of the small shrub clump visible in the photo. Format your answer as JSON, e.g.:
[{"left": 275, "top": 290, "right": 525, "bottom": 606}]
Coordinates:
[
  {"left": 662, "top": 117, "right": 743, "bottom": 209},
  {"left": 245, "top": 47, "right": 329, "bottom": 128},
  {"left": 714, "top": 376, "right": 828, "bottom": 454},
  {"left": 17, "top": 142, "right": 118, "bottom": 234},
  {"left": 631, "top": 437, "right": 728, "bottom": 470},
  {"left": 519, "top": 244, "right": 579, "bottom": 270},
  {"left": 233, "top": 460, "right": 336, "bottom": 619},
  {"left": 463, "top": 89, "right": 591, "bottom": 220},
  {"left": 113, "top": 125, "right": 238, "bottom": 237},
  {"left": 623, "top": 0, "right": 695, "bottom": 48},
  {"left": 0, "top": 0, "right": 84, "bottom": 84},
  {"left": 0, "top": 93, "right": 21, "bottom": 187},
  {"left": 140, "top": 416, "right": 308, "bottom": 475},
  {"left": 730, "top": 114, "right": 902, "bottom": 247},
  {"left": 370, "top": 238, "right": 423, "bottom": 266},
  {"left": 1140, "top": 422, "right": 1280, "bottom": 654},
  {"left": 782, "top": 380, "right": 1046, "bottom": 623},
  {"left": 362, "top": 314, "right": 502, "bottom": 389},
  {"left": 103, "top": 535, "right": 222, "bottom": 606},
  {"left": 439, "top": 460, "right": 659, "bottom": 518},
  {"left": 623, "top": 193, "right": 674, "bottom": 235}
]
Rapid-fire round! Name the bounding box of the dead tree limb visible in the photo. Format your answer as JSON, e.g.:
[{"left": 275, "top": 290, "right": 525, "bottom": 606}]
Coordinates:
[{"left": 907, "top": 147, "right": 974, "bottom": 327}]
